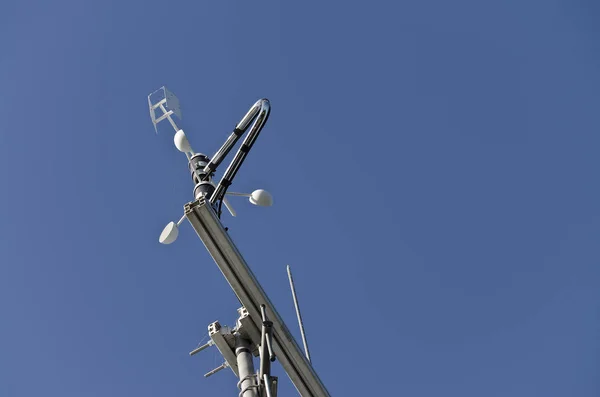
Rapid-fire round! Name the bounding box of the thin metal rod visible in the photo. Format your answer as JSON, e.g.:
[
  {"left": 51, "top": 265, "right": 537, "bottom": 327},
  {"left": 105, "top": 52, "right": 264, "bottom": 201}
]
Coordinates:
[
  {"left": 263, "top": 374, "right": 273, "bottom": 397},
  {"left": 260, "top": 304, "right": 268, "bottom": 322},
  {"left": 265, "top": 330, "right": 275, "bottom": 362},
  {"left": 189, "top": 340, "right": 213, "bottom": 356},
  {"left": 259, "top": 318, "right": 269, "bottom": 382},
  {"left": 204, "top": 362, "right": 228, "bottom": 378},
  {"left": 260, "top": 305, "right": 276, "bottom": 362},
  {"left": 176, "top": 214, "right": 186, "bottom": 226},
  {"left": 167, "top": 116, "right": 179, "bottom": 133},
  {"left": 287, "top": 265, "right": 311, "bottom": 362},
  {"left": 159, "top": 103, "right": 180, "bottom": 132},
  {"left": 222, "top": 197, "right": 237, "bottom": 217}
]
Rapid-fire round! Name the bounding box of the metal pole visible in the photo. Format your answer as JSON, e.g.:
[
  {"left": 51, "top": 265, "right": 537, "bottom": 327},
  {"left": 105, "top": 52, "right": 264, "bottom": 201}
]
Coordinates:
[
  {"left": 235, "top": 334, "right": 258, "bottom": 397},
  {"left": 287, "top": 265, "right": 311, "bottom": 362}
]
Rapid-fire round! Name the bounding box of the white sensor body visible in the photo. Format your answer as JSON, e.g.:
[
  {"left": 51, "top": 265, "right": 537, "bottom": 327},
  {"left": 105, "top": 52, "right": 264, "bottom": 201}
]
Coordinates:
[
  {"left": 159, "top": 221, "right": 179, "bottom": 244},
  {"left": 174, "top": 129, "right": 192, "bottom": 153},
  {"left": 249, "top": 189, "right": 273, "bottom": 207}
]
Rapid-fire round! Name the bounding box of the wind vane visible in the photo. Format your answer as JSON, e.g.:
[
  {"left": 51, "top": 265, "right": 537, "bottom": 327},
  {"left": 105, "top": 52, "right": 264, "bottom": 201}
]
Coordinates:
[{"left": 147, "top": 86, "right": 329, "bottom": 397}]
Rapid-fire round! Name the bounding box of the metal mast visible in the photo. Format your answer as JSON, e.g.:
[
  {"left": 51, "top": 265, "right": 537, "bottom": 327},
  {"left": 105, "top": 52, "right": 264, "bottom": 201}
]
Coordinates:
[{"left": 148, "top": 87, "right": 329, "bottom": 397}]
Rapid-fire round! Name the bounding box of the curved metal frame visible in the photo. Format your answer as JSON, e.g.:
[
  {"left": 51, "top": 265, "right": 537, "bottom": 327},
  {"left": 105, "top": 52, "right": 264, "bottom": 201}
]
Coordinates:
[{"left": 203, "top": 99, "right": 271, "bottom": 206}]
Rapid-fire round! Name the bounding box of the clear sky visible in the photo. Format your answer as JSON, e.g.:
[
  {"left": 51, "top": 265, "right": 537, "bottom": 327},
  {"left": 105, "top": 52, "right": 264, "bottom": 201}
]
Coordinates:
[{"left": 1, "top": 1, "right": 599, "bottom": 396}]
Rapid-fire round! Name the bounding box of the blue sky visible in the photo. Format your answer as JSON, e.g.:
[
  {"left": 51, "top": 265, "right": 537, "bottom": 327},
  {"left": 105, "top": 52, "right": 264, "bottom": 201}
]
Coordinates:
[{"left": 1, "top": 1, "right": 599, "bottom": 396}]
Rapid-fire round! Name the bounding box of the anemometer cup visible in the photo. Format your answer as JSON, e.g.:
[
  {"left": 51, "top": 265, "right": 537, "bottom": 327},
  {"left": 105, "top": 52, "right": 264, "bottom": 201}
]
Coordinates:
[
  {"left": 249, "top": 189, "right": 273, "bottom": 207},
  {"left": 159, "top": 221, "right": 179, "bottom": 244}
]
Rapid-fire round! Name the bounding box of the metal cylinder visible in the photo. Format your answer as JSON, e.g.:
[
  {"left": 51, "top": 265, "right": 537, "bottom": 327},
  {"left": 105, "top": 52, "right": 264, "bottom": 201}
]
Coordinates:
[
  {"left": 235, "top": 334, "right": 258, "bottom": 397},
  {"left": 188, "top": 153, "right": 211, "bottom": 184},
  {"left": 194, "top": 181, "right": 216, "bottom": 200}
]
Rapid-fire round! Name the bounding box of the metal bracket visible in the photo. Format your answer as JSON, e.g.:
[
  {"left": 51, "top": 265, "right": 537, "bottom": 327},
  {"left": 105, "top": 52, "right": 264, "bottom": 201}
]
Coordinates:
[
  {"left": 237, "top": 306, "right": 262, "bottom": 356},
  {"left": 208, "top": 321, "right": 239, "bottom": 376}
]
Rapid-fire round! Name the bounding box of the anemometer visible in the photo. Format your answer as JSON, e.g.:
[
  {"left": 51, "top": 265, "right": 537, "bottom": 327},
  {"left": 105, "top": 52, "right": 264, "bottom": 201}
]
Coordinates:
[{"left": 148, "top": 87, "right": 330, "bottom": 397}]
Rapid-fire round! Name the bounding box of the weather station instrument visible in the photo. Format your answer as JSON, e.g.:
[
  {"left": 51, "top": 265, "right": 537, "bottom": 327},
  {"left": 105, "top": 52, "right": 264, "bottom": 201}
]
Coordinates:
[{"left": 148, "top": 87, "right": 330, "bottom": 397}]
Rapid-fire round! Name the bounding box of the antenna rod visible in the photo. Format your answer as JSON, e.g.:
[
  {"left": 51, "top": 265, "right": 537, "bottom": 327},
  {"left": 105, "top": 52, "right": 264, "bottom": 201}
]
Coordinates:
[
  {"left": 189, "top": 340, "right": 213, "bottom": 356},
  {"left": 286, "top": 265, "right": 311, "bottom": 362},
  {"left": 204, "top": 362, "right": 228, "bottom": 378}
]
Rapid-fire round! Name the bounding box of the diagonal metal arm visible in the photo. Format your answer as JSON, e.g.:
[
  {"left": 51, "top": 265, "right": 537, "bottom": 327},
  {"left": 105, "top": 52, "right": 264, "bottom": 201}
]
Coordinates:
[
  {"left": 204, "top": 99, "right": 271, "bottom": 204},
  {"left": 184, "top": 198, "right": 330, "bottom": 397}
]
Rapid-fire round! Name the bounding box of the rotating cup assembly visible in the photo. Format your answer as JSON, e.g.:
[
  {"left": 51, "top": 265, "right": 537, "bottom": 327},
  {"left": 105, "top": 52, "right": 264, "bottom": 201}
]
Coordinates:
[{"left": 148, "top": 87, "right": 273, "bottom": 245}]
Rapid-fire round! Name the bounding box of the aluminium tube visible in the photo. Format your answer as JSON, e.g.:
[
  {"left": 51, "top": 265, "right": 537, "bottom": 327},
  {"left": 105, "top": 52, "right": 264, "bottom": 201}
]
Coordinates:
[{"left": 236, "top": 334, "right": 258, "bottom": 397}]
